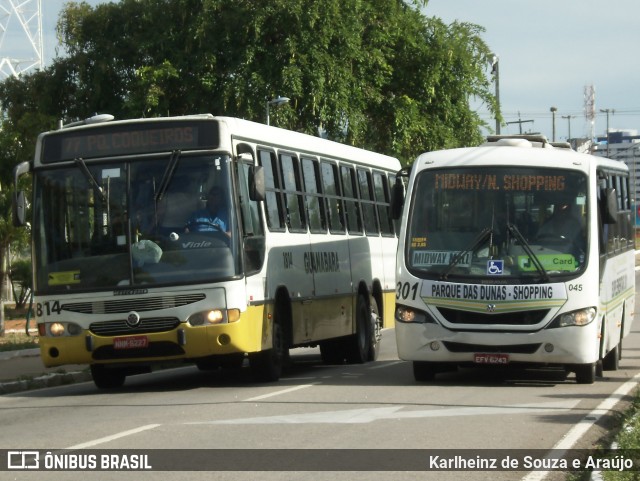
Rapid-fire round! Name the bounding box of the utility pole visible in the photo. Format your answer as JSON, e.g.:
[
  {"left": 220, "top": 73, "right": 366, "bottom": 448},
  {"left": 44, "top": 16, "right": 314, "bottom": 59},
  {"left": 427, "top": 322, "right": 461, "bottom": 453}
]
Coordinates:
[
  {"left": 562, "top": 114, "right": 575, "bottom": 141},
  {"left": 550, "top": 106, "right": 557, "bottom": 142},
  {"left": 491, "top": 55, "right": 501, "bottom": 134},
  {"left": 506, "top": 113, "right": 534, "bottom": 134},
  {"left": 600, "top": 108, "right": 614, "bottom": 157}
]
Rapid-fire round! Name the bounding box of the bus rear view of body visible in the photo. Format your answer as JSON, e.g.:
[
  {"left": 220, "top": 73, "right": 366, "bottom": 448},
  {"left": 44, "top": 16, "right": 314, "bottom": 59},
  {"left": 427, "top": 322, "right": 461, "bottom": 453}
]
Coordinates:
[{"left": 393, "top": 135, "right": 635, "bottom": 384}]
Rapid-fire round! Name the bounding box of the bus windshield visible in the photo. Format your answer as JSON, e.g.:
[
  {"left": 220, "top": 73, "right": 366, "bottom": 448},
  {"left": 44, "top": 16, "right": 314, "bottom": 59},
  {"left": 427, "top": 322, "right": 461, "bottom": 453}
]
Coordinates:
[
  {"left": 33, "top": 153, "right": 241, "bottom": 293},
  {"left": 406, "top": 166, "right": 588, "bottom": 280}
]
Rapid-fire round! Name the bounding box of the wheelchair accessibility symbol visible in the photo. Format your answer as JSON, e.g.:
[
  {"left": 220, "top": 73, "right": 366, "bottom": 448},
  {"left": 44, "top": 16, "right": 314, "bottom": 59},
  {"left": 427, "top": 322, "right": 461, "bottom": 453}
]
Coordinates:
[{"left": 487, "top": 260, "right": 504, "bottom": 275}]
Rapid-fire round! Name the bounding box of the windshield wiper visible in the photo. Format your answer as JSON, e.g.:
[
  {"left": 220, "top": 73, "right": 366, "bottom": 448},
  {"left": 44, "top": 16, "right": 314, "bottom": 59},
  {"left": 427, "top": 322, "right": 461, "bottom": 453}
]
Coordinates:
[
  {"left": 439, "top": 227, "right": 492, "bottom": 281},
  {"left": 506, "top": 223, "right": 550, "bottom": 282},
  {"left": 154, "top": 150, "right": 181, "bottom": 203},
  {"left": 75, "top": 158, "right": 106, "bottom": 203}
]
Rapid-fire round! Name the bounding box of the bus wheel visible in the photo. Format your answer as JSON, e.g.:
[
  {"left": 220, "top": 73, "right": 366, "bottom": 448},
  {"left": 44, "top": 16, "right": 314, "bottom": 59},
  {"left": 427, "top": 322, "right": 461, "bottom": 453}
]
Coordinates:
[
  {"left": 602, "top": 344, "right": 620, "bottom": 371},
  {"left": 574, "top": 363, "right": 596, "bottom": 384},
  {"left": 346, "top": 294, "right": 370, "bottom": 364},
  {"left": 91, "top": 365, "right": 126, "bottom": 389},
  {"left": 249, "top": 312, "right": 288, "bottom": 382},
  {"left": 367, "top": 296, "right": 381, "bottom": 362},
  {"left": 413, "top": 361, "right": 437, "bottom": 382},
  {"left": 320, "top": 339, "right": 346, "bottom": 364}
]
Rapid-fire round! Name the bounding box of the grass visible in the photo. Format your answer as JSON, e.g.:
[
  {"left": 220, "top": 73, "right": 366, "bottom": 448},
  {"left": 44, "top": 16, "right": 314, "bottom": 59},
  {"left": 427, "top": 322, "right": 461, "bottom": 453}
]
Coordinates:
[
  {"left": 0, "top": 331, "right": 38, "bottom": 352},
  {"left": 0, "top": 304, "right": 38, "bottom": 352}
]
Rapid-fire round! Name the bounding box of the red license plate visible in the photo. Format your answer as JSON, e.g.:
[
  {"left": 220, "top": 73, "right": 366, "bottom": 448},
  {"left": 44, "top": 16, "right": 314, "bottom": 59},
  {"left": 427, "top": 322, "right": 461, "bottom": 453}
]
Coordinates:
[
  {"left": 474, "top": 353, "right": 509, "bottom": 365},
  {"left": 113, "top": 335, "right": 149, "bottom": 350}
]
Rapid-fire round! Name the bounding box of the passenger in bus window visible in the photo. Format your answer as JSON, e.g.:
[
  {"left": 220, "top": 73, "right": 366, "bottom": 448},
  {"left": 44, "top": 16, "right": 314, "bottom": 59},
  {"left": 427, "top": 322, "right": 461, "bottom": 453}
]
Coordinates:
[{"left": 185, "top": 186, "right": 230, "bottom": 236}]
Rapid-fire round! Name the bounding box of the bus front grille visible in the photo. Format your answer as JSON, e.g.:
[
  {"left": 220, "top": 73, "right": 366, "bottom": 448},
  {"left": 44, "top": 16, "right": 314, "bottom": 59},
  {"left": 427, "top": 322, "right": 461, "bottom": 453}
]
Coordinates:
[
  {"left": 62, "top": 293, "right": 206, "bottom": 314},
  {"left": 89, "top": 317, "right": 181, "bottom": 336},
  {"left": 443, "top": 342, "right": 542, "bottom": 354},
  {"left": 437, "top": 308, "right": 549, "bottom": 326}
]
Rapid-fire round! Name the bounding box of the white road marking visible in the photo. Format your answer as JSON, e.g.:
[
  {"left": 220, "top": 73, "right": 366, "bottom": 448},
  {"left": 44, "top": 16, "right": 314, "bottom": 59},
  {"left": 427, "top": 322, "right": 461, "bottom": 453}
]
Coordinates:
[
  {"left": 243, "top": 383, "right": 318, "bottom": 402},
  {"left": 189, "top": 400, "right": 578, "bottom": 425},
  {"left": 367, "top": 361, "right": 404, "bottom": 370},
  {"left": 521, "top": 372, "right": 640, "bottom": 481},
  {"left": 66, "top": 424, "right": 161, "bottom": 449}
]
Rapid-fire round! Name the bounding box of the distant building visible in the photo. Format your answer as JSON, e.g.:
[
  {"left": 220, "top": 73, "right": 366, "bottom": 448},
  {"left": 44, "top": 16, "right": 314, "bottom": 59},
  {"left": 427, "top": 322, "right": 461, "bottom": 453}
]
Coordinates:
[{"left": 592, "top": 129, "right": 640, "bottom": 227}]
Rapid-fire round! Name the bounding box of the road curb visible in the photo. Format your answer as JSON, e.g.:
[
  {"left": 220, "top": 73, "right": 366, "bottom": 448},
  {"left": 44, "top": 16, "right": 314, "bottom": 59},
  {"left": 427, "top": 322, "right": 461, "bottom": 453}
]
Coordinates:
[
  {"left": 0, "top": 370, "right": 92, "bottom": 395},
  {"left": 0, "top": 348, "right": 92, "bottom": 394}
]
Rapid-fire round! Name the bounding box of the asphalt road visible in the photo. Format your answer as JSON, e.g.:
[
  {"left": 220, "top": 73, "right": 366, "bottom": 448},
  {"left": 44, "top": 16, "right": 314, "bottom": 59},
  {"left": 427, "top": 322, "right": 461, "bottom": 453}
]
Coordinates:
[{"left": 1, "top": 271, "right": 639, "bottom": 481}]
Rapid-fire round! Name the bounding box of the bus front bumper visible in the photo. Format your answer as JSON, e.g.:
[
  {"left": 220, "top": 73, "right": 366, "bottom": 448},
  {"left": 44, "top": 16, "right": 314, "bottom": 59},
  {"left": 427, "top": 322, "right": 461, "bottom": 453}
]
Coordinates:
[
  {"left": 395, "top": 322, "right": 599, "bottom": 367},
  {"left": 38, "top": 318, "right": 264, "bottom": 368}
]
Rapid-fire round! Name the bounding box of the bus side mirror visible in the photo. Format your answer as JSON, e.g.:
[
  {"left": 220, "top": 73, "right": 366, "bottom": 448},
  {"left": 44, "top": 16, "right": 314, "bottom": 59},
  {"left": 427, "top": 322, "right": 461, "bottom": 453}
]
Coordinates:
[
  {"left": 602, "top": 188, "right": 618, "bottom": 224},
  {"left": 249, "top": 165, "right": 265, "bottom": 202},
  {"left": 390, "top": 176, "right": 405, "bottom": 220},
  {"left": 12, "top": 190, "right": 27, "bottom": 227}
]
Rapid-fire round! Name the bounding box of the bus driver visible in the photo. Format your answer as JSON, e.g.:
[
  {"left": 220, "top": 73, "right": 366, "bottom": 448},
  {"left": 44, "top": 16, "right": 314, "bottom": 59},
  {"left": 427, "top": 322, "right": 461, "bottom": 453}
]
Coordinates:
[{"left": 185, "top": 186, "right": 230, "bottom": 236}]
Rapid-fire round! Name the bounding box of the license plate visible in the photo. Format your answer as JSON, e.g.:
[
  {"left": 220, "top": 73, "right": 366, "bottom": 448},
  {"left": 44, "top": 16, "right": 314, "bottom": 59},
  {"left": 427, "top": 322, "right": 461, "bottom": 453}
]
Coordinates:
[
  {"left": 474, "top": 353, "right": 509, "bottom": 365},
  {"left": 113, "top": 335, "right": 149, "bottom": 350}
]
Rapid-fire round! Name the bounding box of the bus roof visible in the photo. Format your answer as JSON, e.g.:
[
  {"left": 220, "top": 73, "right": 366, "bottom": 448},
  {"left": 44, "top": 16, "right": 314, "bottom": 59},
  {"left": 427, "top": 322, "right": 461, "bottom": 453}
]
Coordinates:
[
  {"left": 41, "top": 114, "right": 400, "bottom": 171},
  {"left": 413, "top": 135, "right": 628, "bottom": 174}
]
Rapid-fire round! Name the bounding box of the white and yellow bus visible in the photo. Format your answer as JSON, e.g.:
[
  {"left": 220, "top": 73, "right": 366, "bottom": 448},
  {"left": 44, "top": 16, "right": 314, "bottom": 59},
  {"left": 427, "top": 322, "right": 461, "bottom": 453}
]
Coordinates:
[
  {"left": 392, "top": 135, "right": 635, "bottom": 384},
  {"left": 13, "top": 114, "right": 401, "bottom": 388}
]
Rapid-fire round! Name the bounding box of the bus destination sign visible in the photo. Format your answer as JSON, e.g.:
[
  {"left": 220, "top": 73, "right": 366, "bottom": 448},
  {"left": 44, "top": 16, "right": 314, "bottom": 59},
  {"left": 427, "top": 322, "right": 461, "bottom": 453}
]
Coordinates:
[{"left": 41, "top": 121, "right": 218, "bottom": 163}]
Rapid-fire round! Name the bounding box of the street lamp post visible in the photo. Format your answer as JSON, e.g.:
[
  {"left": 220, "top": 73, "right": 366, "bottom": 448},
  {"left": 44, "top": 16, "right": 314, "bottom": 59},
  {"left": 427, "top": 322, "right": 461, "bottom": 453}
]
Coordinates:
[
  {"left": 266, "top": 96, "right": 290, "bottom": 125},
  {"left": 550, "top": 106, "right": 557, "bottom": 142}
]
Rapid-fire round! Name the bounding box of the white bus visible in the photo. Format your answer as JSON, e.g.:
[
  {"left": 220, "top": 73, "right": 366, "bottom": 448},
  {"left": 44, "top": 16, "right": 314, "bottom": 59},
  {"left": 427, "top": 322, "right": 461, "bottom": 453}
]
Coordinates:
[
  {"left": 13, "top": 114, "right": 401, "bottom": 388},
  {"left": 392, "top": 135, "right": 635, "bottom": 384}
]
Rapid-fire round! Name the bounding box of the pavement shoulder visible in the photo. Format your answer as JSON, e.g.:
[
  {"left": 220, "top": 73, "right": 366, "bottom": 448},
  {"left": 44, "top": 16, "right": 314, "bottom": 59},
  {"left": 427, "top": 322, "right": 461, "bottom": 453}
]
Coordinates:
[{"left": 0, "top": 345, "right": 91, "bottom": 394}]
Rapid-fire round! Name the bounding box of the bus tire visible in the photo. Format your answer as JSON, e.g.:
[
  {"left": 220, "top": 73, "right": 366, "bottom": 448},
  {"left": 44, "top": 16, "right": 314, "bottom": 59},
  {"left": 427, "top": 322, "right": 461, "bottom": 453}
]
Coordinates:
[
  {"left": 91, "top": 364, "right": 126, "bottom": 389},
  {"left": 320, "top": 339, "right": 346, "bottom": 364},
  {"left": 367, "top": 296, "right": 381, "bottom": 362},
  {"left": 602, "top": 344, "right": 619, "bottom": 371},
  {"left": 346, "top": 294, "right": 370, "bottom": 364},
  {"left": 413, "top": 361, "right": 437, "bottom": 382},
  {"left": 574, "top": 363, "right": 596, "bottom": 384},
  {"left": 249, "top": 304, "right": 288, "bottom": 382}
]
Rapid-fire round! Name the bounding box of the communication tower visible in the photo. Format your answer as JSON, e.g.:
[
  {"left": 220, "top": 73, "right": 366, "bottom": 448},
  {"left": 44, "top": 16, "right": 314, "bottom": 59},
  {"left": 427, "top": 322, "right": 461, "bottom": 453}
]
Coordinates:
[
  {"left": 0, "top": 0, "right": 43, "bottom": 79},
  {"left": 584, "top": 84, "right": 596, "bottom": 140}
]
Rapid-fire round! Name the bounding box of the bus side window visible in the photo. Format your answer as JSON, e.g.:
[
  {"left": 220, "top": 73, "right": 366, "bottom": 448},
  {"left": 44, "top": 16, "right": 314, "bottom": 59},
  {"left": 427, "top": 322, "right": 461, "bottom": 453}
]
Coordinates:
[
  {"left": 358, "top": 168, "right": 378, "bottom": 236},
  {"left": 258, "top": 149, "right": 285, "bottom": 231},
  {"left": 302, "top": 156, "right": 326, "bottom": 233},
  {"left": 373, "top": 170, "right": 394, "bottom": 236},
  {"left": 340, "top": 165, "right": 362, "bottom": 234},
  {"left": 279, "top": 152, "right": 306, "bottom": 232},
  {"left": 321, "top": 160, "right": 345, "bottom": 233}
]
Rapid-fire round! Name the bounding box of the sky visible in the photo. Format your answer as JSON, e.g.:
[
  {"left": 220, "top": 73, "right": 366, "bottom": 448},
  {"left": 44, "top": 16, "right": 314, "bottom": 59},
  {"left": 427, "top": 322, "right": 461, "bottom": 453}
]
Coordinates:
[
  {"left": 424, "top": 0, "right": 640, "bottom": 141},
  {"left": 7, "top": 0, "right": 640, "bottom": 142}
]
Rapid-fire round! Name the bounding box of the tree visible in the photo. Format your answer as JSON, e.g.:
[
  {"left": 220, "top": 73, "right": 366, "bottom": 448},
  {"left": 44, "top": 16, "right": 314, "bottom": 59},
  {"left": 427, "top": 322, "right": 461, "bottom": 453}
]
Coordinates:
[
  {"left": 0, "top": 117, "right": 32, "bottom": 336},
  {"left": 10, "top": 259, "right": 32, "bottom": 310},
  {"left": 44, "top": 0, "right": 497, "bottom": 163},
  {"left": 0, "top": 0, "right": 499, "bottom": 333}
]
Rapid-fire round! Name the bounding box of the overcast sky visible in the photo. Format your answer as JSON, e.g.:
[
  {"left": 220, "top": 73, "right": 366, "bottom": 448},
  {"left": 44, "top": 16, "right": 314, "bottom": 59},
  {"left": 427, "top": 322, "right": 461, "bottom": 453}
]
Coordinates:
[
  {"left": 10, "top": 0, "right": 640, "bottom": 142},
  {"left": 424, "top": 0, "right": 640, "bottom": 141}
]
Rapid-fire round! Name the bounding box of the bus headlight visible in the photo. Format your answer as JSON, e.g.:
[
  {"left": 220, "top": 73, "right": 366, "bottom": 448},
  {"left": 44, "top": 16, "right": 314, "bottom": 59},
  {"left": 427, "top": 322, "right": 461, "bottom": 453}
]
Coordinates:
[
  {"left": 187, "top": 309, "right": 241, "bottom": 326},
  {"left": 395, "top": 305, "right": 436, "bottom": 324},
  {"left": 548, "top": 307, "right": 597, "bottom": 328},
  {"left": 39, "top": 322, "right": 83, "bottom": 337}
]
